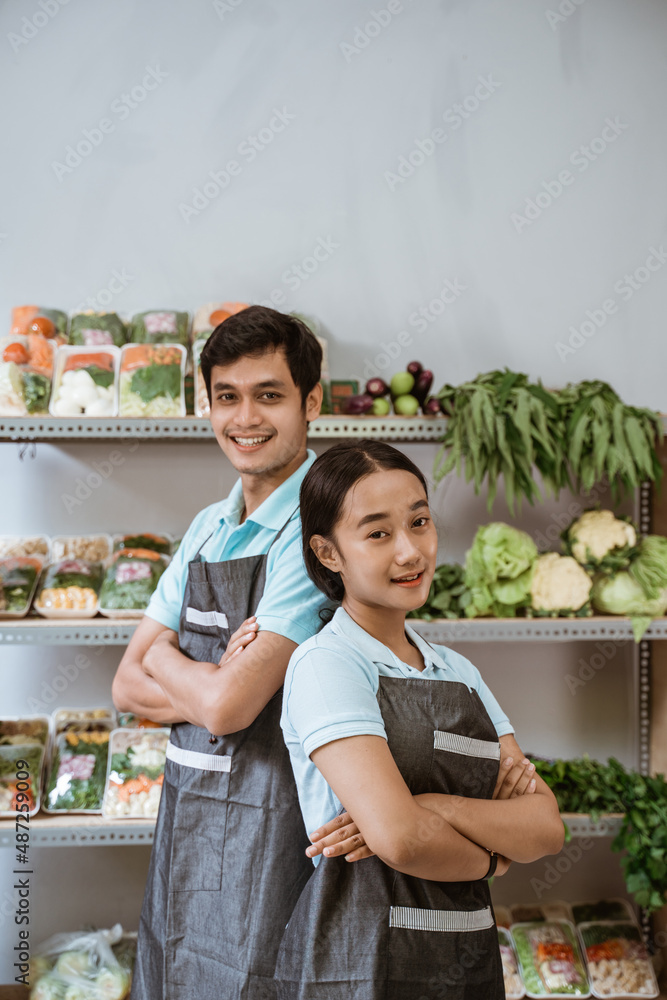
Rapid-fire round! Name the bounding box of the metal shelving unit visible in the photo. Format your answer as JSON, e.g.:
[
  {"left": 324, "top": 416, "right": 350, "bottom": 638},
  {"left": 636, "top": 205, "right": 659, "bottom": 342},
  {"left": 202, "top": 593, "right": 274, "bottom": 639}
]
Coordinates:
[{"left": 2, "top": 615, "right": 666, "bottom": 646}]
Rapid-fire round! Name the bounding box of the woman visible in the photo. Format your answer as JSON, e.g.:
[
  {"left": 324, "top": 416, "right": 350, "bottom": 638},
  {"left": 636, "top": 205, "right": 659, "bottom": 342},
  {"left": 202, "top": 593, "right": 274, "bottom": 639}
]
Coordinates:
[{"left": 270, "top": 440, "right": 562, "bottom": 998}]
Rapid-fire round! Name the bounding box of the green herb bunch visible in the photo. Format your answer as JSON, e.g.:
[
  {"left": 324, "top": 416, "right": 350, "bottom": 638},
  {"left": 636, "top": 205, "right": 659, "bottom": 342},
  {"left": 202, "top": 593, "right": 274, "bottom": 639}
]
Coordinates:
[{"left": 406, "top": 563, "right": 472, "bottom": 620}]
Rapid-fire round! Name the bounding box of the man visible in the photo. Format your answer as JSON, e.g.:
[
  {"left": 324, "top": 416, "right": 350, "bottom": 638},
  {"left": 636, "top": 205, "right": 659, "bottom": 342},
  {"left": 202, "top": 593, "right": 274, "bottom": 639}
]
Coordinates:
[{"left": 113, "top": 306, "right": 331, "bottom": 1000}]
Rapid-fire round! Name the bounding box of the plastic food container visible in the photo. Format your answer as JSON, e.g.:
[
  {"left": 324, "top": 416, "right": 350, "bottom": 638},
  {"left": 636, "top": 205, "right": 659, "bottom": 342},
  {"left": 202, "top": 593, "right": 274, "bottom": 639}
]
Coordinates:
[
  {"left": 511, "top": 921, "right": 591, "bottom": 997},
  {"left": 578, "top": 922, "right": 658, "bottom": 998},
  {"left": 511, "top": 902, "right": 575, "bottom": 925},
  {"left": 10, "top": 305, "right": 68, "bottom": 343},
  {"left": 0, "top": 556, "right": 43, "bottom": 617},
  {"left": 118, "top": 343, "right": 186, "bottom": 418},
  {"left": 0, "top": 739, "right": 47, "bottom": 817},
  {"left": 499, "top": 926, "right": 525, "bottom": 999},
  {"left": 0, "top": 716, "right": 50, "bottom": 748},
  {"left": 0, "top": 534, "right": 50, "bottom": 560},
  {"left": 51, "top": 534, "right": 112, "bottom": 563},
  {"left": 53, "top": 708, "right": 117, "bottom": 734},
  {"left": 50, "top": 345, "right": 119, "bottom": 417},
  {"left": 0, "top": 333, "right": 55, "bottom": 415},
  {"left": 495, "top": 905, "right": 513, "bottom": 929},
  {"left": 69, "top": 311, "right": 127, "bottom": 348},
  {"left": 129, "top": 310, "right": 190, "bottom": 346},
  {"left": 191, "top": 301, "right": 248, "bottom": 341},
  {"left": 103, "top": 728, "right": 170, "bottom": 818},
  {"left": 34, "top": 558, "right": 104, "bottom": 618},
  {"left": 112, "top": 532, "right": 173, "bottom": 556},
  {"left": 193, "top": 337, "right": 209, "bottom": 417},
  {"left": 118, "top": 713, "right": 168, "bottom": 729},
  {"left": 44, "top": 725, "right": 112, "bottom": 813},
  {"left": 571, "top": 899, "right": 637, "bottom": 926},
  {"left": 99, "top": 549, "right": 169, "bottom": 617}
]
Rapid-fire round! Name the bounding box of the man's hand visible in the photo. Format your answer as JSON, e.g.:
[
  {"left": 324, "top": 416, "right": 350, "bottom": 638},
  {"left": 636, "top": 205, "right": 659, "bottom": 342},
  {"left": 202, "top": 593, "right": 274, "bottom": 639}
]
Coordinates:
[
  {"left": 306, "top": 811, "right": 375, "bottom": 863},
  {"left": 493, "top": 754, "right": 536, "bottom": 800}
]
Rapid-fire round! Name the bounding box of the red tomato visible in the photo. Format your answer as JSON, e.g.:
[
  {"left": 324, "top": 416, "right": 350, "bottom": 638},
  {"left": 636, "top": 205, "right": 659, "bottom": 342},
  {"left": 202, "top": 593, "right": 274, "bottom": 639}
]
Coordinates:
[
  {"left": 3, "top": 342, "right": 29, "bottom": 364},
  {"left": 29, "top": 316, "right": 56, "bottom": 338}
]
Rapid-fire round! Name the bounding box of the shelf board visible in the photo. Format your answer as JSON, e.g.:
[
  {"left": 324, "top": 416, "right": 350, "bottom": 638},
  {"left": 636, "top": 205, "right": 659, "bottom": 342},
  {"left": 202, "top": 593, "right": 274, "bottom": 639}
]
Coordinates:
[
  {"left": 2, "top": 615, "right": 667, "bottom": 645},
  {"left": 0, "top": 414, "right": 448, "bottom": 442},
  {"left": 561, "top": 812, "right": 624, "bottom": 838}
]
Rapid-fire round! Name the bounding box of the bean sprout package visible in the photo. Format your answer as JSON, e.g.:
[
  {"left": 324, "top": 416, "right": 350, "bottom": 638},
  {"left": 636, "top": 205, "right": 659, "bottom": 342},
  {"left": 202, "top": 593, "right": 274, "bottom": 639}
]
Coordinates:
[{"left": 29, "top": 924, "right": 134, "bottom": 1000}]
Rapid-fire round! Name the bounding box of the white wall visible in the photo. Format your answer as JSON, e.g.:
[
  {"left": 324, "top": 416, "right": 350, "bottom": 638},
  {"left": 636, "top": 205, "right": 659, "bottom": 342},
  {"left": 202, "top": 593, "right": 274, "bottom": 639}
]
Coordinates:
[{"left": 1, "top": 0, "right": 664, "bottom": 980}]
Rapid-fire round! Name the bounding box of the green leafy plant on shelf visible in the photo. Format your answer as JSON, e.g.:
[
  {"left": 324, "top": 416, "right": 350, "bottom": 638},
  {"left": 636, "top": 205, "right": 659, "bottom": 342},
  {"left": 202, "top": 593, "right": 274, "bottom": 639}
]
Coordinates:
[{"left": 534, "top": 755, "right": 667, "bottom": 913}]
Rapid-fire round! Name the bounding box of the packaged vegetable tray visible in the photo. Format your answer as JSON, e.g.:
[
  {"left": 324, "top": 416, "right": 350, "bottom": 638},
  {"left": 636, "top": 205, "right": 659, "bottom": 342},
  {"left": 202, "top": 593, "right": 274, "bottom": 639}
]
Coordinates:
[
  {"left": 578, "top": 922, "right": 658, "bottom": 998},
  {"left": 34, "top": 558, "right": 104, "bottom": 618},
  {"left": 511, "top": 902, "right": 575, "bottom": 925},
  {"left": 44, "top": 725, "right": 112, "bottom": 813},
  {"left": 112, "top": 532, "right": 172, "bottom": 556},
  {"left": 69, "top": 310, "right": 127, "bottom": 347},
  {"left": 103, "top": 727, "right": 170, "bottom": 818},
  {"left": 511, "top": 921, "right": 591, "bottom": 997},
  {"left": 129, "top": 309, "right": 190, "bottom": 346},
  {"left": 118, "top": 343, "right": 186, "bottom": 418},
  {"left": 99, "top": 548, "right": 168, "bottom": 617},
  {"left": 10, "top": 305, "right": 68, "bottom": 343},
  {"left": 0, "top": 534, "right": 50, "bottom": 560},
  {"left": 53, "top": 708, "right": 116, "bottom": 734},
  {"left": 499, "top": 926, "right": 526, "bottom": 999},
  {"left": 50, "top": 345, "right": 119, "bottom": 417},
  {"left": 192, "top": 301, "right": 248, "bottom": 341},
  {"left": 118, "top": 713, "right": 167, "bottom": 729},
  {"left": 0, "top": 740, "right": 46, "bottom": 817},
  {"left": 0, "top": 716, "right": 50, "bottom": 748},
  {"left": 0, "top": 333, "right": 55, "bottom": 415},
  {"left": 51, "top": 533, "right": 112, "bottom": 563},
  {"left": 0, "top": 556, "right": 43, "bottom": 617},
  {"left": 494, "top": 904, "right": 513, "bottom": 929},
  {"left": 29, "top": 923, "right": 134, "bottom": 1000},
  {"left": 193, "top": 336, "right": 209, "bottom": 417},
  {"left": 571, "top": 899, "right": 637, "bottom": 926}
]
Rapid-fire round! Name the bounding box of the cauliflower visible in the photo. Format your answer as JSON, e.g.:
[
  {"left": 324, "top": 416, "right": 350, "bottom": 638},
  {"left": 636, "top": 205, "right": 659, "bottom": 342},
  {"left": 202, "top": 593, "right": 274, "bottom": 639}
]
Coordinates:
[
  {"left": 530, "top": 553, "right": 593, "bottom": 613},
  {"left": 563, "top": 509, "right": 637, "bottom": 571}
]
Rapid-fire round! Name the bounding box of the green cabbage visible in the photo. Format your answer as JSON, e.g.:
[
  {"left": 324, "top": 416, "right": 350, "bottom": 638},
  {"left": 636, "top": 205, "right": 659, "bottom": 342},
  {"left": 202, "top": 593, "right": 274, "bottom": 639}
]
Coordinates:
[
  {"left": 463, "top": 523, "right": 537, "bottom": 617},
  {"left": 591, "top": 572, "right": 667, "bottom": 641},
  {"left": 629, "top": 535, "right": 667, "bottom": 599}
]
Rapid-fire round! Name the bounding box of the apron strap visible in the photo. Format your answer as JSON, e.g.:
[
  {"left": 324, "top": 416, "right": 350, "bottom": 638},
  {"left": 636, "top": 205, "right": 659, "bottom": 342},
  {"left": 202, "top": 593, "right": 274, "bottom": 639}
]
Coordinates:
[{"left": 195, "top": 503, "right": 299, "bottom": 563}]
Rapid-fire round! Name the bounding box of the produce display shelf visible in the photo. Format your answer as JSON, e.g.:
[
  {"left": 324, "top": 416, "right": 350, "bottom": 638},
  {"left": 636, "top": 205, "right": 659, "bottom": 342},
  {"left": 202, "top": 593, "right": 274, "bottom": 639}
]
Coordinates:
[
  {"left": 0, "top": 414, "right": 449, "bottom": 442},
  {"left": 0, "top": 812, "right": 621, "bottom": 848},
  {"left": 3, "top": 615, "right": 667, "bottom": 645}
]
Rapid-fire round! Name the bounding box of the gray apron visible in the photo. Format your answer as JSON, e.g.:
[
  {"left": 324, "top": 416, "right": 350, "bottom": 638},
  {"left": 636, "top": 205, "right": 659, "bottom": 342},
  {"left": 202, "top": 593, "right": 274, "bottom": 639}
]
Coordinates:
[
  {"left": 275, "top": 673, "right": 505, "bottom": 1000},
  {"left": 131, "top": 510, "right": 314, "bottom": 1000}
]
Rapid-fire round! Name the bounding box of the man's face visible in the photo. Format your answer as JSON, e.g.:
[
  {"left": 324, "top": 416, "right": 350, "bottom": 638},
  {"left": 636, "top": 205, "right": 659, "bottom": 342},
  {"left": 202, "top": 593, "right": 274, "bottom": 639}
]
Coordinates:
[{"left": 208, "top": 348, "right": 321, "bottom": 476}]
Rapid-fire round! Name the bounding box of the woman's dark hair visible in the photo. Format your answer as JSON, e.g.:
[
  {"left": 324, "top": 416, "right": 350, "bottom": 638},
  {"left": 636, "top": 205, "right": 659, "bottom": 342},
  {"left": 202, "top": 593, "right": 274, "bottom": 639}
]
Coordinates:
[
  {"left": 300, "top": 440, "right": 429, "bottom": 603},
  {"left": 200, "top": 305, "right": 322, "bottom": 404}
]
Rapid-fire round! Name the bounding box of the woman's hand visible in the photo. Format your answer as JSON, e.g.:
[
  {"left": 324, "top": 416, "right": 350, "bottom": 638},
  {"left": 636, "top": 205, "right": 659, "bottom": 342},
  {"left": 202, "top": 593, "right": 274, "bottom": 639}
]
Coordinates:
[
  {"left": 493, "top": 755, "right": 536, "bottom": 800},
  {"left": 218, "top": 616, "right": 259, "bottom": 665},
  {"left": 306, "top": 811, "right": 375, "bottom": 863}
]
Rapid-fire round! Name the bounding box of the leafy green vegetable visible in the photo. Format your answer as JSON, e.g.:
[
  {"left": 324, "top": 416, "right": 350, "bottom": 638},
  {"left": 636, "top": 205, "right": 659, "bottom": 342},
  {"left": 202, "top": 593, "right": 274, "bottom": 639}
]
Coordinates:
[
  {"left": 0, "top": 563, "right": 37, "bottom": 613},
  {"left": 99, "top": 554, "right": 166, "bottom": 610},
  {"left": 463, "top": 523, "right": 537, "bottom": 617},
  {"left": 591, "top": 573, "right": 667, "bottom": 640},
  {"left": 45, "top": 732, "right": 109, "bottom": 811},
  {"left": 115, "top": 534, "right": 171, "bottom": 555},
  {"left": 534, "top": 755, "right": 667, "bottom": 913},
  {"left": 630, "top": 535, "right": 667, "bottom": 599},
  {"left": 512, "top": 921, "right": 589, "bottom": 995},
  {"left": 69, "top": 311, "right": 127, "bottom": 347},
  {"left": 130, "top": 363, "right": 181, "bottom": 403},
  {"left": 110, "top": 748, "right": 164, "bottom": 782},
  {"left": 22, "top": 371, "right": 51, "bottom": 413},
  {"left": 407, "top": 563, "right": 473, "bottom": 620},
  {"left": 85, "top": 365, "right": 115, "bottom": 389}
]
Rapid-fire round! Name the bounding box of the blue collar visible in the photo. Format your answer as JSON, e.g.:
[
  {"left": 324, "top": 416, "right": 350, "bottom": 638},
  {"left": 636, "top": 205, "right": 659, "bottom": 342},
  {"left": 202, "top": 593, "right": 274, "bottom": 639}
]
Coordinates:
[
  {"left": 329, "top": 606, "right": 448, "bottom": 673},
  {"left": 218, "top": 449, "right": 317, "bottom": 530}
]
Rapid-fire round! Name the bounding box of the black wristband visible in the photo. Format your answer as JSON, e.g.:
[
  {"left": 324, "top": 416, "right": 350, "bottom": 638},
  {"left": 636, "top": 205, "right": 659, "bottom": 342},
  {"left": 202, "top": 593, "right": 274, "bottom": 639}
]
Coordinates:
[{"left": 481, "top": 849, "right": 497, "bottom": 880}]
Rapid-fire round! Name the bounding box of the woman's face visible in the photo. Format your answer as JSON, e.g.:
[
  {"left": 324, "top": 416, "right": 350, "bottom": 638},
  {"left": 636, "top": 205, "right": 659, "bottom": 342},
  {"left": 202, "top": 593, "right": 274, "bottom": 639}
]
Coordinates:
[{"left": 319, "top": 468, "right": 438, "bottom": 613}]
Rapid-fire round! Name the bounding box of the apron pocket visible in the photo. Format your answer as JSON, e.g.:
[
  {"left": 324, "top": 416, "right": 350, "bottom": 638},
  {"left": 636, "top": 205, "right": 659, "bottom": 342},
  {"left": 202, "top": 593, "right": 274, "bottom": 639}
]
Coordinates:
[
  {"left": 433, "top": 730, "right": 500, "bottom": 761},
  {"left": 167, "top": 752, "right": 230, "bottom": 892}
]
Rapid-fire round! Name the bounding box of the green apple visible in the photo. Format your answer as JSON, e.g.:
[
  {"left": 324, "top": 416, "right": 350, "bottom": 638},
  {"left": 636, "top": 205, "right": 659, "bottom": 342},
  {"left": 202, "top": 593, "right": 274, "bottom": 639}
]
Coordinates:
[
  {"left": 390, "top": 371, "right": 414, "bottom": 397},
  {"left": 393, "top": 394, "right": 420, "bottom": 416},
  {"left": 371, "top": 396, "right": 391, "bottom": 416}
]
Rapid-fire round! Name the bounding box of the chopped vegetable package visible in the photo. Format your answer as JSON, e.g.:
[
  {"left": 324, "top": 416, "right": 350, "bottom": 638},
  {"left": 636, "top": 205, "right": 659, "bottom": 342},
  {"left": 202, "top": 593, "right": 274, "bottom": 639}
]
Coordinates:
[
  {"left": 511, "top": 902, "right": 575, "bottom": 925},
  {"left": 0, "top": 333, "right": 55, "bottom": 415},
  {"left": 51, "top": 534, "right": 112, "bottom": 563},
  {"left": 118, "top": 713, "right": 166, "bottom": 729},
  {"left": 69, "top": 310, "right": 127, "bottom": 347},
  {"left": 0, "top": 741, "right": 45, "bottom": 817},
  {"left": 34, "top": 558, "right": 104, "bottom": 617},
  {"left": 50, "top": 346, "right": 119, "bottom": 417},
  {"left": 53, "top": 707, "right": 116, "bottom": 733},
  {"left": 499, "top": 927, "right": 525, "bottom": 999},
  {"left": 29, "top": 924, "right": 134, "bottom": 1000},
  {"left": 103, "top": 728, "right": 169, "bottom": 818},
  {"left": 112, "top": 532, "right": 172, "bottom": 556},
  {"left": 99, "top": 548, "right": 168, "bottom": 615},
  {"left": 129, "top": 309, "right": 190, "bottom": 346},
  {"left": 512, "top": 921, "right": 591, "bottom": 997},
  {"left": 0, "top": 556, "right": 42, "bottom": 617},
  {"left": 578, "top": 922, "right": 658, "bottom": 998},
  {"left": 192, "top": 301, "right": 248, "bottom": 340},
  {"left": 119, "top": 343, "right": 186, "bottom": 417},
  {"left": 0, "top": 534, "right": 50, "bottom": 560},
  {"left": 571, "top": 900, "right": 636, "bottom": 925},
  {"left": 0, "top": 716, "right": 49, "bottom": 748},
  {"left": 193, "top": 337, "right": 209, "bottom": 417},
  {"left": 11, "top": 305, "right": 68, "bottom": 342},
  {"left": 45, "top": 727, "right": 111, "bottom": 813}
]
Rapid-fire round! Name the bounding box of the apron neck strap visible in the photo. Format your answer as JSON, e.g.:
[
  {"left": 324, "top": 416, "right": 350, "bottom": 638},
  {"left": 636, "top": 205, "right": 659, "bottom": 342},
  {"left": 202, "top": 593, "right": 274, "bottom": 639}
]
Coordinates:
[{"left": 194, "top": 504, "right": 299, "bottom": 561}]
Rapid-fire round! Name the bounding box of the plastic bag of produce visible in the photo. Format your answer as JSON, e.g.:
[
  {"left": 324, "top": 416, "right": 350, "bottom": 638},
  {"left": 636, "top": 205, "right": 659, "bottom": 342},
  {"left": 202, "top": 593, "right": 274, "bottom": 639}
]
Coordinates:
[
  {"left": 578, "top": 921, "right": 658, "bottom": 998},
  {"left": 129, "top": 309, "right": 190, "bottom": 346},
  {"left": 511, "top": 921, "right": 591, "bottom": 997},
  {"left": 0, "top": 334, "right": 55, "bottom": 415},
  {"left": 34, "top": 559, "right": 104, "bottom": 618},
  {"left": 10, "top": 305, "right": 68, "bottom": 343},
  {"left": 103, "top": 728, "right": 169, "bottom": 818},
  {"left": 29, "top": 924, "right": 133, "bottom": 999},
  {"left": 0, "top": 556, "right": 43, "bottom": 617},
  {"left": 69, "top": 311, "right": 127, "bottom": 348},
  {"left": 99, "top": 549, "right": 168, "bottom": 616},
  {"left": 44, "top": 726, "right": 111, "bottom": 813},
  {"left": 118, "top": 343, "right": 186, "bottom": 417},
  {"left": 50, "top": 346, "right": 119, "bottom": 417}
]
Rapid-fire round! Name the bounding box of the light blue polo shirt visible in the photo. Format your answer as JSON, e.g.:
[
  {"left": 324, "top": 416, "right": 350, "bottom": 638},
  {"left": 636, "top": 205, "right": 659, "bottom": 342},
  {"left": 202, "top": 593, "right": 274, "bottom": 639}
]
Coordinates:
[
  {"left": 281, "top": 606, "right": 514, "bottom": 862},
  {"left": 146, "top": 450, "right": 332, "bottom": 644}
]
